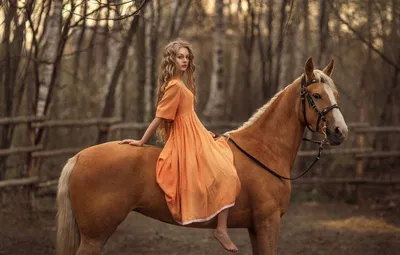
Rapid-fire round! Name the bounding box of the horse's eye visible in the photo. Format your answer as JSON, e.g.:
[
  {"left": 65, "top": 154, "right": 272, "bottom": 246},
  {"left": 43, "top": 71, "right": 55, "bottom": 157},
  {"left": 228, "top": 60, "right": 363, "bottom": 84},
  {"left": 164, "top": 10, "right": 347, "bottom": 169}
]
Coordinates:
[{"left": 312, "top": 93, "right": 322, "bottom": 99}]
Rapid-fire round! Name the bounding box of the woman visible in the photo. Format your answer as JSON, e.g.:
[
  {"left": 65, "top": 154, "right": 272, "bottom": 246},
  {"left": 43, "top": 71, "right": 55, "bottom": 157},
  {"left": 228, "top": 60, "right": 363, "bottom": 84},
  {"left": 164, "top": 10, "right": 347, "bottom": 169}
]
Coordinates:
[{"left": 119, "top": 39, "right": 241, "bottom": 253}]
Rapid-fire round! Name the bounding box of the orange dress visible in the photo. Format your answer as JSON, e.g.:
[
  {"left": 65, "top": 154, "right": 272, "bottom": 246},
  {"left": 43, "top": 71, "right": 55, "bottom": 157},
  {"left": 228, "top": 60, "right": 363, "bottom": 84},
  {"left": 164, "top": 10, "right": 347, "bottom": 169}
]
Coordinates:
[{"left": 155, "top": 79, "right": 241, "bottom": 225}]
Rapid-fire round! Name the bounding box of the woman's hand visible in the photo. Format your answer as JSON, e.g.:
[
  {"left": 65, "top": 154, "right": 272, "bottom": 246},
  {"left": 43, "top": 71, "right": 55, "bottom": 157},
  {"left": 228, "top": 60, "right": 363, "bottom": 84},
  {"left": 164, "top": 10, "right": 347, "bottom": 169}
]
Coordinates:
[
  {"left": 208, "top": 131, "right": 216, "bottom": 138},
  {"left": 118, "top": 139, "right": 144, "bottom": 146}
]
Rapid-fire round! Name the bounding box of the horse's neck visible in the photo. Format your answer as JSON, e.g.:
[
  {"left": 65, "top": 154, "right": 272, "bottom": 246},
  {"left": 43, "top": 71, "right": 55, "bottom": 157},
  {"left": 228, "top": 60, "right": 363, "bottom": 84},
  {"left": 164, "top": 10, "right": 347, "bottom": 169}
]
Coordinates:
[{"left": 230, "top": 82, "right": 305, "bottom": 175}]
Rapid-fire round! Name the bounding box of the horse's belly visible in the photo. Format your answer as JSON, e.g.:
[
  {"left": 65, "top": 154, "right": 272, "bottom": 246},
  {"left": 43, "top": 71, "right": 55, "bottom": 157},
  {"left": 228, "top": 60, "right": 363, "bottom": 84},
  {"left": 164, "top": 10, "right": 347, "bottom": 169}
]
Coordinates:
[{"left": 134, "top": 183, "right": 253, "bottom": 229}]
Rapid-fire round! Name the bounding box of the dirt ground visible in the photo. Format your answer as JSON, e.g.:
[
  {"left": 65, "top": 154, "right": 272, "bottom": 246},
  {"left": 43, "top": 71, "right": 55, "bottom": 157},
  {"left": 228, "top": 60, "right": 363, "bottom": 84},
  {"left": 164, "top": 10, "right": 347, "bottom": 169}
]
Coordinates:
[{"left": 1, "top": 196, "right": 399, "bottom": 255}]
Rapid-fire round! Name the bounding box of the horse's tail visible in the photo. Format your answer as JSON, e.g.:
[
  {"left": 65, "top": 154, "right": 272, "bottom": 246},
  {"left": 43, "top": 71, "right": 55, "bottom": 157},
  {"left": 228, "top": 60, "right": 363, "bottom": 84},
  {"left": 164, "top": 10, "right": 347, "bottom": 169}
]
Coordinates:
[{"left": 56, "top": 155, "right": 80, "bottom": 255}]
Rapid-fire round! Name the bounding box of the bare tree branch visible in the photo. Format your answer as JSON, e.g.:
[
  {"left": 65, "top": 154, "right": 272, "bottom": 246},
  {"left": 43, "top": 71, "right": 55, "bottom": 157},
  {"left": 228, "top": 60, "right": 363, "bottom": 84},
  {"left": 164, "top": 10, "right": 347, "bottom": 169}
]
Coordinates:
[
  {"left": 67, "top": 0, "right": 151, "bottom": 23},
  {"left": 327, "top": 0, "right": 400, "bottom": 71}
]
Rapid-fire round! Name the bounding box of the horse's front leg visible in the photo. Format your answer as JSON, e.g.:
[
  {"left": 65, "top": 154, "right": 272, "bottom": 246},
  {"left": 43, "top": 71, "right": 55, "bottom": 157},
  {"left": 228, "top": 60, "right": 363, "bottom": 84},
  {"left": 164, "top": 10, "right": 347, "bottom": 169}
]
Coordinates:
[
  {"left": 248, "top": 227, "right": 259, "bottom": 255},
  {"left": 253, "top": 211, "right": 281, "bottom": 255}
]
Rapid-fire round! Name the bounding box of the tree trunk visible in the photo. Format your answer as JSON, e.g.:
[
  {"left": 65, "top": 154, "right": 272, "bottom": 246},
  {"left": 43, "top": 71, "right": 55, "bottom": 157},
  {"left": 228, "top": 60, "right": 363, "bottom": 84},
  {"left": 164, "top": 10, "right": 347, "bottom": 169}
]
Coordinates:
[
  {"left": 258, "top": 0, "right": 267, "bottom": 102},
  {"left": 173, "top": 0, "right": 191, "bottom": 38},
  {"left": 12, "top": 11, "right": 29, "bottom": 118},
  {"left": 273, "top": 0, "right": 288, "bottom": 92},
  {"left": 245, "top": 0, "right": 256, "bottom": 116},
  {"left": 97, "top": 5, "right": 147, "bottom": 143},
  {"left": 283, "top": 1, "right": 298, "bottom": 86},
  {"left": 104, "top": 0, "right": 123, "bottom": 116},
  {"left": 0, "top": 1, "right": 17, "bottom": 179},
  {"left": 228, "top": 1, "right": 242, "bottom": 119},
  {"left": 144, "top": 4, "right": 153, "bottom": 123},
  {"left": 202, "top": 0, "right": 225, "bottom": 120},
  {"left": 36, "top": 0, "right": 62, "bottom": 117},
  {"left": 136, "top": 14, "right": 146, "bottom": 123},
  {"left": 303, "top": 0, "right": 310, "bottom": 60},
  {"left": 151, "top": 0, "right": 162, "bottom": 115},
  {"left": 73, "top": 0, "right": 87, "bottom": 85},
  {"left": 168, "top": 0, "right": 180, "bottom": 40},
  {"left": 318, "top": 0, "right": 329, "bottom": 64},
  {"left": 87, "top": 9, "right": 100, "bottom": 76},
  {"left": 266, "top": 0, "right": 274, "bottom": 97}
]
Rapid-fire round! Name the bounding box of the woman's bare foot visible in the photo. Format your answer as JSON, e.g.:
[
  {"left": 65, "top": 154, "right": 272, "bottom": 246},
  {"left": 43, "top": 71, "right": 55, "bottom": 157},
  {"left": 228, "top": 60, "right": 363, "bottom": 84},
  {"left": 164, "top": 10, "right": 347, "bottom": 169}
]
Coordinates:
[{"left": 213, "top": 229, "right": 238, "bottom": 253}]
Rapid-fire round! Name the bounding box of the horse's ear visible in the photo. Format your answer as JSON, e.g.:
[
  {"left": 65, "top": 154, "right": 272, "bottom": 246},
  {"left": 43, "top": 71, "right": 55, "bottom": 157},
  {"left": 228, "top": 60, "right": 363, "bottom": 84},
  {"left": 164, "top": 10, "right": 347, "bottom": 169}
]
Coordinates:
[
  {"left": 305, "top": 57, "right": 315, "bottom": 80},
  {"left": 322, "top": 58, "right": 335, "bottom": 76}
]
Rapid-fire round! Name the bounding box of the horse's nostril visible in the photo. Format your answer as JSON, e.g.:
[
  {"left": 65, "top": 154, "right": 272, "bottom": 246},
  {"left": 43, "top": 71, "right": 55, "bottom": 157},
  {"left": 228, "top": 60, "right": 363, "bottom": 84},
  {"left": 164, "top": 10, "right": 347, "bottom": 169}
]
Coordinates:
[{"left": 335, "top": 126, "right": 341, "bottom": 134}]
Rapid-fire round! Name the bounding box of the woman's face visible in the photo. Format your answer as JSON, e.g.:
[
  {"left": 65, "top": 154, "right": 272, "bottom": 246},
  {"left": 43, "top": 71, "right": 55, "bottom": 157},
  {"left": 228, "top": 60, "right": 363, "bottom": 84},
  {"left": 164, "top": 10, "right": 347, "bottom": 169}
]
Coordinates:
[{"left": 175, "top": 47, "right": 189, "bottom": 73}]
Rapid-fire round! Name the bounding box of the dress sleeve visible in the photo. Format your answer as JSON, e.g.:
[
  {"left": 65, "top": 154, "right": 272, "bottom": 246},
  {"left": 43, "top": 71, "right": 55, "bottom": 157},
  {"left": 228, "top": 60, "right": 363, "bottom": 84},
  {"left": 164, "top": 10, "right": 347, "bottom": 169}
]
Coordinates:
[{"left": 156, "top": 81, "right": 182, "bottom": 121}]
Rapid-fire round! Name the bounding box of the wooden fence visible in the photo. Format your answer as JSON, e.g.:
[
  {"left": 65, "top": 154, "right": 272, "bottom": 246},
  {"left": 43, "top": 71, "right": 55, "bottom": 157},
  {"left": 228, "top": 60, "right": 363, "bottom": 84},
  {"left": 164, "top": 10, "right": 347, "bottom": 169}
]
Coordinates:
[{"left": 0, "top": 116, "right": 399, "bottom": 208}]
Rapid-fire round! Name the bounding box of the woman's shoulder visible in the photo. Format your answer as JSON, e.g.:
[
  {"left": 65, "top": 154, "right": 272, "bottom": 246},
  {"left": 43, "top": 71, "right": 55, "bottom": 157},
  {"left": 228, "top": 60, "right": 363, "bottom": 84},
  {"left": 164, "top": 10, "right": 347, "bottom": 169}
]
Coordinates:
[{"left": 166, "top": 79, "right": 184, "bottom": 89}]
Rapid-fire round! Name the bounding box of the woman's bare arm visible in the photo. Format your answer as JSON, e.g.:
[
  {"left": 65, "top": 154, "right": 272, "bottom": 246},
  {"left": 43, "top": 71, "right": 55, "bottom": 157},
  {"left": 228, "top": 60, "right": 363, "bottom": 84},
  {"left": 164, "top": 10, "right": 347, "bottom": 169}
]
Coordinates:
[
  {"left": 119, "top": 117, "right": 164, "bottom": 146},
  {"left": 140, "top": 117, "right": 164, "bottom": 143}
]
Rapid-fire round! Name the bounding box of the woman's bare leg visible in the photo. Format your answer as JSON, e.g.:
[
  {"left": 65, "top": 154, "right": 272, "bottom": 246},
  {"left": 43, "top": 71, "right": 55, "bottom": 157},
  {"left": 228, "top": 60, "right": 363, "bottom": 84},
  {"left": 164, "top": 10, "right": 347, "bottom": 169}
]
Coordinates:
[{"left": 213, "top": 208, "right": 238, "bottom": 253}]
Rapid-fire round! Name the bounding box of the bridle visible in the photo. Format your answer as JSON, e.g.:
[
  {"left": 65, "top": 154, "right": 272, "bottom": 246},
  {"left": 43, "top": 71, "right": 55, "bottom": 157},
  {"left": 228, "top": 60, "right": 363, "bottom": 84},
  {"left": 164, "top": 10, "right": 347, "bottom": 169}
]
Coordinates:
[
  {"left": 219, "top": 74, "right": 340, "bottom": 180},
  {"left": 300, "top": 75, "right": 340, "bottom": 134}
]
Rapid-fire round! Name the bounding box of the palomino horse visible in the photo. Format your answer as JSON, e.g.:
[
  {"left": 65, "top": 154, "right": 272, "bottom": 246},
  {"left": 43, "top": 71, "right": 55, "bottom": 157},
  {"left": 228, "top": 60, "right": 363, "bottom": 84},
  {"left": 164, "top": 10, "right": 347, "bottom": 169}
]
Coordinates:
[{"left": 56, "top": 58, "right": 348, "bottom": 255}]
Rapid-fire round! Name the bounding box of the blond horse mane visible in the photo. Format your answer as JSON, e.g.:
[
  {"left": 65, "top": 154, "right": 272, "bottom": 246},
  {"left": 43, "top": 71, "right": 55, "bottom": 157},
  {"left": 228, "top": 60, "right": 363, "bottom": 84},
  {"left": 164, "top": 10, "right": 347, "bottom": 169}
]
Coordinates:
[
  {"left": 228, "top": 88, "right": 288, "bottom": 133},
  {"left": 227, "top": 70, "right": 336, "bottom": 134}
]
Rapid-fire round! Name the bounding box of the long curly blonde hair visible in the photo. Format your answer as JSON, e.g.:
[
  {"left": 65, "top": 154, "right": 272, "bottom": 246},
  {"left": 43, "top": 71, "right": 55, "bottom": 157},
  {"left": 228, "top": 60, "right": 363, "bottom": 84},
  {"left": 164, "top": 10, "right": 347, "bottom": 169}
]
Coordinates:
[{"left": 155, "top": 39, "right": 197, "bottom": 144}]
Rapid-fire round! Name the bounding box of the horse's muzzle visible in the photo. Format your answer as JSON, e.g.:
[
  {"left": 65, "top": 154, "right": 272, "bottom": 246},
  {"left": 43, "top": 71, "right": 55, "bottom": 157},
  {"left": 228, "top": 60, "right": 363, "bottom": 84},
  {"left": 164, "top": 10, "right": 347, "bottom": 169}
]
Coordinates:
[{"left": 326, "top": 124, "right": 348, "bottom": 145}]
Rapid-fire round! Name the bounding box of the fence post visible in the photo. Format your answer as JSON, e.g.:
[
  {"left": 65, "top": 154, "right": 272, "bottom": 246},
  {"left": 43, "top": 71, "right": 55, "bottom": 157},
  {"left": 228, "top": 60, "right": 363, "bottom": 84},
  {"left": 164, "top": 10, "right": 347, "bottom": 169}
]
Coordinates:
[
  {"left": 355, "top": 123, "right": 367, "bottom": 203},
  {"left": 27, "top": 119, "right": 38, "bottom": 211}
]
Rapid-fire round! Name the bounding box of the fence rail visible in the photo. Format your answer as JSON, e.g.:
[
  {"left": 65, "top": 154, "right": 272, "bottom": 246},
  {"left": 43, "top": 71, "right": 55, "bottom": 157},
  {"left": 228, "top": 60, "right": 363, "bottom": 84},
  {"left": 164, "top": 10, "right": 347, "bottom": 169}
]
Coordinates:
[
  {"left": 353, "top": 126, "right": 400, "bottom": 133},
  {"left": 31, "top": 148, "right": 82, "bottom": 158},
  {"left": 0, "top": 177, "right": 39, "bottom": 189},
  {"left": 0, "top": 115, "right": 47, "bottom": 125},
  {"left": 31, "top": 117, "right": 121, "bottom": 128},
  {"left": 0, "top": 146, "right": 43, "bottom": 156},
  {"left": 355, "top": 151, "right": 400, "bottom": 159}
]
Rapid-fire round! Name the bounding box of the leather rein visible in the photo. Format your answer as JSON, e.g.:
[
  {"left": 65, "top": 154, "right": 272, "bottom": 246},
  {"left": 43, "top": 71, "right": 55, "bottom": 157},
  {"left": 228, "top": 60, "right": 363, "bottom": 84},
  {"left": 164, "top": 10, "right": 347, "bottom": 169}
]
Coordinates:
[{"left": 219, "top": 74, "right": 340, "bottom": 181}]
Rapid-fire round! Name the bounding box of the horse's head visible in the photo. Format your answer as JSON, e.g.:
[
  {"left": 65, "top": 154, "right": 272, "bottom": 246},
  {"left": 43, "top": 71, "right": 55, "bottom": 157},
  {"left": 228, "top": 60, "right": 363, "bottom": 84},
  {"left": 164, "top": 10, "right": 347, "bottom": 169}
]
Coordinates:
[{"left": 299, "top": 57, "right": 348, "bottom": 146}]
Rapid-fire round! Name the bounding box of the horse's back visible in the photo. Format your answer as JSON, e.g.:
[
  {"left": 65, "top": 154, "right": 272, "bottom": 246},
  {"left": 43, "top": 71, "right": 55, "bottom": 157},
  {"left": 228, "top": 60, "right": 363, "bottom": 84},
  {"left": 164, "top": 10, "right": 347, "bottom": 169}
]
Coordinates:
[
  {"left": 68, "top": 142, "right": 170, "bottom": 229},
  {"left": 71, "top": 141, "right": 162, "bottom": 193},
  {"left": 76, "top": 141, "right": 161, "bottom": 168}
]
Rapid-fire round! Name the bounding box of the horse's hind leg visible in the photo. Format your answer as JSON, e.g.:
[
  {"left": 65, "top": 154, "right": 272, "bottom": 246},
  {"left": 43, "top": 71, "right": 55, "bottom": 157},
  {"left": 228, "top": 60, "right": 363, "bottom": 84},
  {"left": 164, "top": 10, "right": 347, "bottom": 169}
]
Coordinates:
[
  {"left": 75, "top": 212, "right": 127, "bottom": 255},
  {"left": 75, "top": 223, "right": 115, "bottom": 255},
  {"left": 74, "top": 207, "right": 130, "bottom": 255},
  {"left": 71, "top": 192, "right": 132, "bottom": 254}
]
